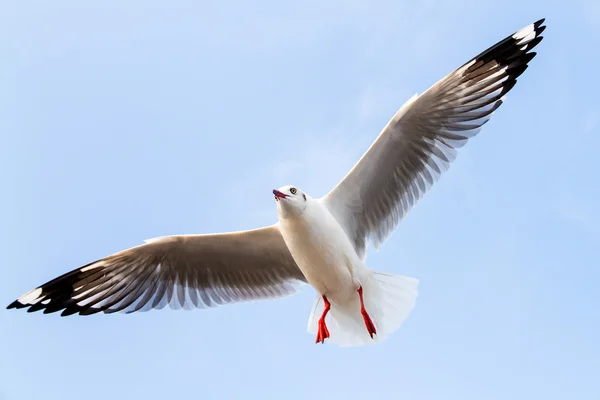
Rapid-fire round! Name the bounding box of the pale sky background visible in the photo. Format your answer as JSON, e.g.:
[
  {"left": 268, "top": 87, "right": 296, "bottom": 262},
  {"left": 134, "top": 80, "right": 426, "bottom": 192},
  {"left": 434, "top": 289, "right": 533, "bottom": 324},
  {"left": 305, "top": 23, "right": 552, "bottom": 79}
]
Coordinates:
[{"left": 1, "top": 1, "right": 599, "bottom": 399}]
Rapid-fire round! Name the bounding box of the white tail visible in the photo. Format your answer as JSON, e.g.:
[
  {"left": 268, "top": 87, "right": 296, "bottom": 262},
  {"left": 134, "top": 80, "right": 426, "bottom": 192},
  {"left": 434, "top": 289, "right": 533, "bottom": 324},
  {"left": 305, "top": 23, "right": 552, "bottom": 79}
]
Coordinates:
[{"left": 307, "top": 272, "right": 418, "bottom": 347}]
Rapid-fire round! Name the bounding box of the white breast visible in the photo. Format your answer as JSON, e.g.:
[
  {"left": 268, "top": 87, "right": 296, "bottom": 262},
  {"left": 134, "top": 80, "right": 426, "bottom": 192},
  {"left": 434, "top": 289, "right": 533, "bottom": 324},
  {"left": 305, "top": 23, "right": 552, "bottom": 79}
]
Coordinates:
[{"left": 278, "top": 198, "right": 362, "bottom": 298}]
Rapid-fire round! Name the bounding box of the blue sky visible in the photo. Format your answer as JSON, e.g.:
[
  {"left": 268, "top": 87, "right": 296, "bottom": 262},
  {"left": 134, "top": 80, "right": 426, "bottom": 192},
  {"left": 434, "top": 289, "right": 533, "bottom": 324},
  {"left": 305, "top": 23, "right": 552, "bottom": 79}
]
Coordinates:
[{"left": 1, "top": 1, "right": 599, "bottom": 399}]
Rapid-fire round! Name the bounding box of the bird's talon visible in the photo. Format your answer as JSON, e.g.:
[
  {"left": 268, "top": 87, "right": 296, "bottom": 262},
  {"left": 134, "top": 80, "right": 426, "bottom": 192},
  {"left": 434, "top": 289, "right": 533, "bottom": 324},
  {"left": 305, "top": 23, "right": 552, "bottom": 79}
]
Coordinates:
[{"left": 315, "top": 295, "right": 331, "bottom": 344}]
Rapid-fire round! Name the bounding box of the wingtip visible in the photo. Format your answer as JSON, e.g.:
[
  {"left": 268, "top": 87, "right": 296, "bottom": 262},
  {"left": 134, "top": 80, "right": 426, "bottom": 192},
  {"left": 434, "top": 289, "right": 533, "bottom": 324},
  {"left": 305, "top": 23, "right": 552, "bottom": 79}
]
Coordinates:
[
  {"left": 7, "top": 299, "right": 31, "bottom": 310},
  {"left": 532, "top": 19, "right": 546, "bottom": 41},
  {"left": 7, "top": 300, "right": 19, "bottom": 310},
  {"left": 536, "top": 25, "right": 547, "bottom": 36}
]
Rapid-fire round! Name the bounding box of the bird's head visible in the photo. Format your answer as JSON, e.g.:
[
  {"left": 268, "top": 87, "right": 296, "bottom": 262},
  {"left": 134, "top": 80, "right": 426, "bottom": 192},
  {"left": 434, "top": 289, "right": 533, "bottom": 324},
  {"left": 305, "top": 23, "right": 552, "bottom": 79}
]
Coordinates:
[{"left": 273, "top": 185, "right": 309, "bottom": 219}]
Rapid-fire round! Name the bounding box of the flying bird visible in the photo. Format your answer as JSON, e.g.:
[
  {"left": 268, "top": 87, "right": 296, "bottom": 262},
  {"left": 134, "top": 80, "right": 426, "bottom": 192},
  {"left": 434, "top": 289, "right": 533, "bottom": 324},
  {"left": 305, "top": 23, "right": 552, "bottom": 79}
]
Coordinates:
[{"left": 8, "top": 19, "right": 546, "bottom": 347}]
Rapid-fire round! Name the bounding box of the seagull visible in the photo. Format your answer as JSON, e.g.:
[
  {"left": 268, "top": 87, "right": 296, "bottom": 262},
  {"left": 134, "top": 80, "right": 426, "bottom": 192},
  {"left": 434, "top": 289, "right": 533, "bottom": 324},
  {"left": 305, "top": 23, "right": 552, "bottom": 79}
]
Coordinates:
[{"left": 8, "top": 19, "right": 546, "bottom": 347}]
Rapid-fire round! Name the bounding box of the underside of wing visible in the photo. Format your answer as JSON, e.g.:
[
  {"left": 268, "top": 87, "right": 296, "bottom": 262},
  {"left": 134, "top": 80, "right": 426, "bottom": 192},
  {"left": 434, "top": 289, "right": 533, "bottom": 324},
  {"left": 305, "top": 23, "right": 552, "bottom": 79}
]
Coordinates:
[
  {"left": 7, "top": 226, "right": 307, "bottom": 316},
  {"left": 324, "top": 19, "right": 546, "bottom": 259}
]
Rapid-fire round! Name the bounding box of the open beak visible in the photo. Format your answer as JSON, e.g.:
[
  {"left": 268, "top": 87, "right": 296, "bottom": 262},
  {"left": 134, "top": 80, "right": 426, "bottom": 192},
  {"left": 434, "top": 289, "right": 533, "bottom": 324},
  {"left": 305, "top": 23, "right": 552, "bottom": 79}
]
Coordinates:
[{"left": 273, "top": 189, "right": 287, "bottom": 199}]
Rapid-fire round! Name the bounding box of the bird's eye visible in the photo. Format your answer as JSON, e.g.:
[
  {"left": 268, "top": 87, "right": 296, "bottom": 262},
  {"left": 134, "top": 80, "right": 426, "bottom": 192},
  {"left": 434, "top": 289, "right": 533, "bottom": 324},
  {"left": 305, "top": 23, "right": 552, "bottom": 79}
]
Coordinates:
[{"left": 290, "top": 187, "right": 297, "bottom": 195}]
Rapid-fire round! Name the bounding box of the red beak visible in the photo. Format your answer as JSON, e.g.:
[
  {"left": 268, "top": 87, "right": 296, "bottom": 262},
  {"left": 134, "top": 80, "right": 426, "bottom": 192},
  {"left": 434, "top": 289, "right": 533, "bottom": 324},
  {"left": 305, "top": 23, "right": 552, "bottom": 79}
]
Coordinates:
[{"left": 273, "top": 189, "right": 287, "bottom": 199}]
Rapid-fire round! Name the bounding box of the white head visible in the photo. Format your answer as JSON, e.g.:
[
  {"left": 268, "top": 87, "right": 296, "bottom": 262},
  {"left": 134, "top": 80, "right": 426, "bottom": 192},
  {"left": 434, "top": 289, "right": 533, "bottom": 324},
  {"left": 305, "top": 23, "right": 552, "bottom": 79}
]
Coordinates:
[{"left": 273, "top": 185, "right": 309, "bottom": 219}]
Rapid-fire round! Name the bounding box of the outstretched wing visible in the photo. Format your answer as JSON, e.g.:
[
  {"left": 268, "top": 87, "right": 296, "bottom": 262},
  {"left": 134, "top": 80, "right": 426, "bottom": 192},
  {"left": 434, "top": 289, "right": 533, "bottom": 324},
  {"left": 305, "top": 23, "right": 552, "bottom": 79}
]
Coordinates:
[
  {"left": 7, "top": 225, "right": 306, "bottom": 316},
  {"left": 323, "top": 19, "right": 546, "bottom": 259}
]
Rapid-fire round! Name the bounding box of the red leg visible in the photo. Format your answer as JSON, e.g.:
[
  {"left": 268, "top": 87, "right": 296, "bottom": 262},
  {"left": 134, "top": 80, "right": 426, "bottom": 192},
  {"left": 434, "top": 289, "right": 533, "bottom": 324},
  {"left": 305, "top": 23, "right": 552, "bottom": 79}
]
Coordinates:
[
  {"left": 357, "top": 286, "right": 377, "bottom": 338},
  {"left": 315, "top": 295, "right": 331, "bottom": 344}
]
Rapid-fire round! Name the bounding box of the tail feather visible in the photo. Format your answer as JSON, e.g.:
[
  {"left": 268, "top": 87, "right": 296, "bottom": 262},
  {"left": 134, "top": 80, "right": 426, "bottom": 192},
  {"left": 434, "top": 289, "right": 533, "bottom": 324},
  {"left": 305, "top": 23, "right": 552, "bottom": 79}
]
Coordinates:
[{"left": 308, "top": 272, "right": 418, "bottom": 347}]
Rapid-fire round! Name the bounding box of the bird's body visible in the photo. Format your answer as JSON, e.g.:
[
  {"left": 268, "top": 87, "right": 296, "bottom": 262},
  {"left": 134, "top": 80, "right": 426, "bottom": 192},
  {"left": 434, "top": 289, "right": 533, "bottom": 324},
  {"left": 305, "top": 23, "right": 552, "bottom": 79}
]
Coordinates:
[
  {"left": 273, "top": 187, "right": 417, "bottom": 345},
  {"left": 8, "top": 19, "right": 547, "bottom": 347},
  {"left": 277, "top": 196, "right": 360, "bottom": 300}
]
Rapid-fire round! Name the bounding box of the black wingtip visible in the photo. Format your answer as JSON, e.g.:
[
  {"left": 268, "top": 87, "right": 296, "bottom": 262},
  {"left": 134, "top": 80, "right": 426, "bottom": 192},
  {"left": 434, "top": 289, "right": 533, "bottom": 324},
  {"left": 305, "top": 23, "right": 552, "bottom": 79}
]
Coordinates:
[
  {"left": 60, "top": 308, "right": 79, "bottom": 317},
  {"left": 526, "top": 36, "right": 544, "bottom": 50},
  {"left": 536, "top": 25, "right": 547, "bottom": 36},
  {"left": 7, "top": 300, "right": 23, "bottom": 310},
  {"left": 463, "top": 18, "right": 546, "bottom": 76},
  {"left": 27, "top": 303, "right": 47, "bottom": 313}
]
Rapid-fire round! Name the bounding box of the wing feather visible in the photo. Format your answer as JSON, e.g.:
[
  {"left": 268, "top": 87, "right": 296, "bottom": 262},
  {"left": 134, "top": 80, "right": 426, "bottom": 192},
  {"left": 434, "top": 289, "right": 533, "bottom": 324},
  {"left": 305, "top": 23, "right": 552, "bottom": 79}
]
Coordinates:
[
  {"left": 324, "top": 19, "right": 546, "bottom": 259},
  {"left": 7, "top": 225, "right": 306, "bottom": 316}
]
